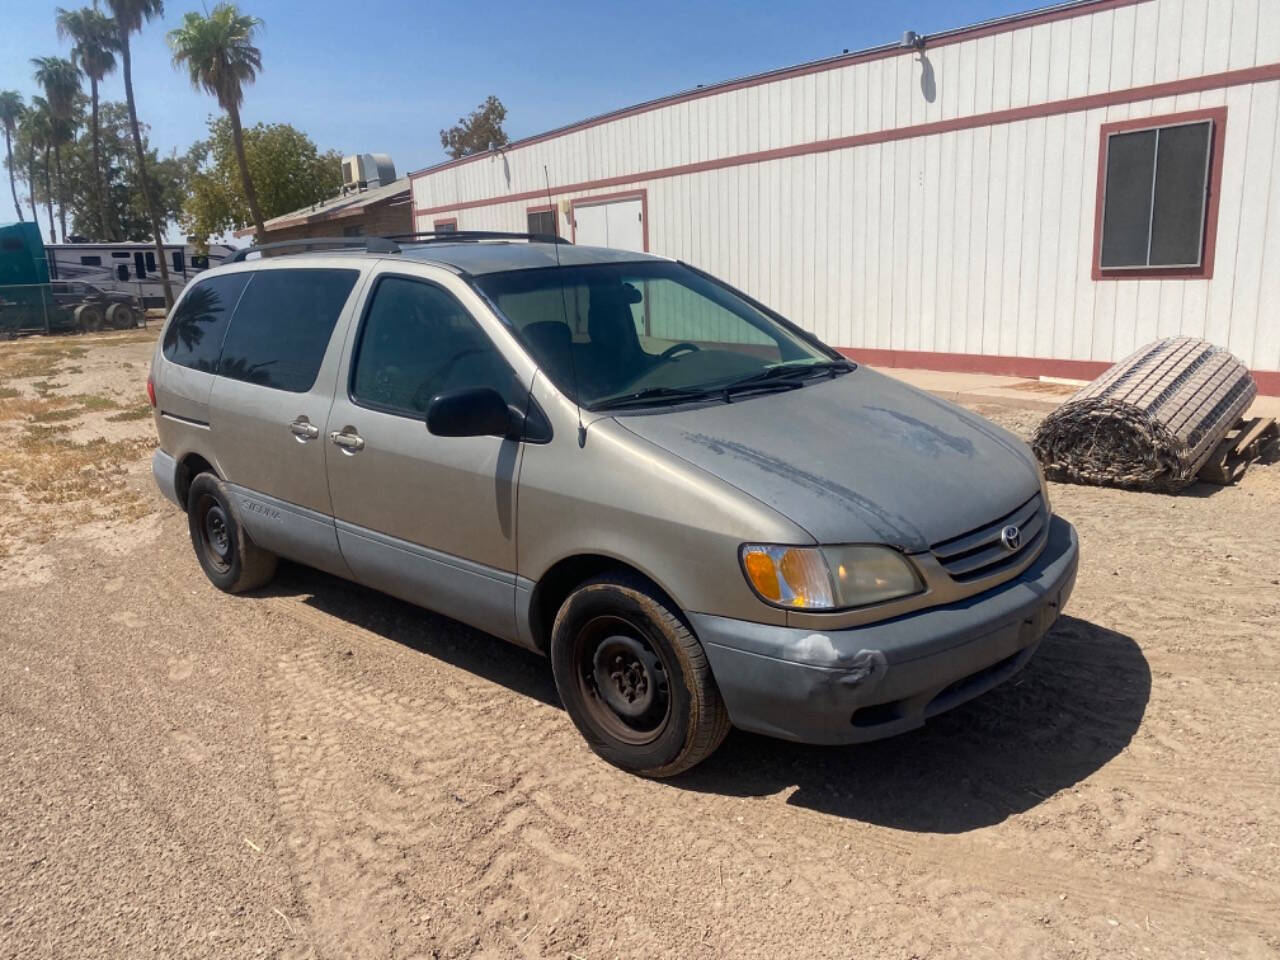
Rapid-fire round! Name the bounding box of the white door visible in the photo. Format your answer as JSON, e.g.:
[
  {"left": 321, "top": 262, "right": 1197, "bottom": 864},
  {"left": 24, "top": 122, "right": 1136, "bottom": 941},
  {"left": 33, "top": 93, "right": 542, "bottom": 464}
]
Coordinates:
[{"left": 573, "top": 198, "right": 644, "bottom": 252}]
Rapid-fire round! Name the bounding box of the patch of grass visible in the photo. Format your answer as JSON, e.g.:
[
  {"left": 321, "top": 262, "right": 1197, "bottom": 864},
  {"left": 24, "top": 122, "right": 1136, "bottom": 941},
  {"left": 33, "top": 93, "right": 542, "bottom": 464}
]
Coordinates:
[
  {"left": 105, "top": 404, "right": 152, "bottom": 422},
  {"left": 31, "top": 380, "right": 66, "bottom": 395},
  {"left": 30, "top": 407, "right": 82, "bottom": 423},
  {"left": 2, "top": 428, "right": 155, "bottom": 506},
  {"left": 62, "top": 365, "right": 83, "bottom": 375},
  {"left": 0, "top": 386, "right": 19, "bottom": 400},
  {"left": 68, "top": 393, "right": 120, "bottom": 411}
]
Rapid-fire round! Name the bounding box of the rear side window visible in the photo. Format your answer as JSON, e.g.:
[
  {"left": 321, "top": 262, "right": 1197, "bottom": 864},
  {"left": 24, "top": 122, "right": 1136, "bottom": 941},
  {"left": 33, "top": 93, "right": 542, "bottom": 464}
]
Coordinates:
[
  {"left": 217, "top": 268, "right": 358, "bottom": 392},
  {"left": 162, "top": 273, "right": 251, "bottom": 372}
]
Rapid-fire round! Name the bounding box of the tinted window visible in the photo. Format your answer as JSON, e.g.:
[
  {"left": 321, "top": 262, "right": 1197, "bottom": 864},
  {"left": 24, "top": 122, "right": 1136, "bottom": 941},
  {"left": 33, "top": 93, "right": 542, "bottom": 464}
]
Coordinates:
[
  {"left": 162, "top": 273, "right": 251, "bottom": 373},
  {"left": 217, "top": 268, "right": 358, "bottom": 392},
  {"left": 116, "top": 265, "right": 129, "bottom": 282},
  {"left": 145, "top": 251, "right": 156, "bottom": 271},
  {"left": 351, "top": 276, "right": 517, "bottom": 417},
  {"left": 1100, "top": 120, "right": 1212, "bottom": 269},
  {"left": 172, "top": 251, "right": 185, "bottom": 272},
  {"left": 80, "top": 255, "right": 102, "bottom": 266}
]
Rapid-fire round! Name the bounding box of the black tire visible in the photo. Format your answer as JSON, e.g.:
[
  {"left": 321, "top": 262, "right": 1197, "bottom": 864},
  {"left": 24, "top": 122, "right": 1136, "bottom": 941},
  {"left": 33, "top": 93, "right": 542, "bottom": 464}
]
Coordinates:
[
  {"left": 106, "top": 303, "right": 136, "bottom": 330},
  {"left": 75, "top": 303, "right": 103, "bottom": 332},
  {"left": 550, "top": 573, "right": 731, "bottom": 777},
  {"left": 186, "top": 472, "right": 277, "bottom": 593}
]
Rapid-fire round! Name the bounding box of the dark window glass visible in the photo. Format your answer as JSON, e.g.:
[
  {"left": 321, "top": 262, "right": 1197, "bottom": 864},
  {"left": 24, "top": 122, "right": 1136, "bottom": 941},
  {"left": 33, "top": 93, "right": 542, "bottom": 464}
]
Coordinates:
[
  {"left": 342, "top": 224, "right": 365, "bottom": 237},
  {"left": 1100, "top": 120, "right": 1212, "bottom": 269},
  {"left": 191, "top": 255, "right": 209, "bottom": 270},
  {"left": 172, "top": 251, "right": 185, "bottom": 272},
  {"left": 116, "top": 264, "right": 130, "bottom": 282},
  {"left": 162, "top": 273, "right": 251, "bottom": 373},
  {"left": 145, "top": 251, "right": 156, "bottom": 271},
  {"left": 134, "top": 252, "right": 146, "bottom": 279},
  {"left": 434, "top": 220, "right": 457, "bottom": 233},
  {"left": 217, "top": 268, "right": 358, "bottom": 392},
  {"left": 351, "top": 276, "right": 517, "bottom": 417},
  {"left": 111, "top": 251, "right": 130, "bottom": 258},
  {"left": 80, "top": 255, "right": 102, "bottom": 266},
  {"left": 527, "top": 210, "right": 557, "bottom": 237}
]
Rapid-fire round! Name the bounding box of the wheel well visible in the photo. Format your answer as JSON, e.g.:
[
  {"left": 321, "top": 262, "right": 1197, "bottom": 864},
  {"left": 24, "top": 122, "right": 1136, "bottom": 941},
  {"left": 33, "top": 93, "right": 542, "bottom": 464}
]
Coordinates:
[
  {"left": 174, "top": 453, "right": 217, "bottom": 509},
  {"left": 528, "top": 554, "right": 682, "bottom": 653}
]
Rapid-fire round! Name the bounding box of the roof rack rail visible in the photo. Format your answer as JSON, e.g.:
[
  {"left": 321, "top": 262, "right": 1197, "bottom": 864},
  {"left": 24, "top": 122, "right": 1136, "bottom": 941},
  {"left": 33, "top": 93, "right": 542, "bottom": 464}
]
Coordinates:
[
  {"left": 386, "top": 230, "right": 571, "bottom": 245},
  {"left": 228, "top": 236, "right": 401, "bottom": 263}
]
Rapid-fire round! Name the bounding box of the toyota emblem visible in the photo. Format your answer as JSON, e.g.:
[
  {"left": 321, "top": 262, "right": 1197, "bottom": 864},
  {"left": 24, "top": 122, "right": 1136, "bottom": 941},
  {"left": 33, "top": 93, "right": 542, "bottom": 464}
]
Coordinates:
[{"left": 1000, "top": 524, "right": 1021, "bottom": 552}]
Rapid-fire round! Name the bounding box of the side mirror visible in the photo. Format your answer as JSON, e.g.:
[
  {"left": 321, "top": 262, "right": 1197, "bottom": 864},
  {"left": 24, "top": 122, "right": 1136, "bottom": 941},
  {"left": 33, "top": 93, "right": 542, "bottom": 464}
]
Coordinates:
[{"left": 426, "top": 387, "right": 517, "bottom": 439}]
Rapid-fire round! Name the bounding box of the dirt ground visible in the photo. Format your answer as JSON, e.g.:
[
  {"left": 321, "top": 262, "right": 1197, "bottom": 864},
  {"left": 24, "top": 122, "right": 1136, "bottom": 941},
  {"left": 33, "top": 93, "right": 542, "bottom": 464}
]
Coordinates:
[{"left": 1, "top": 331, "right": 1278, "bottom": 960}]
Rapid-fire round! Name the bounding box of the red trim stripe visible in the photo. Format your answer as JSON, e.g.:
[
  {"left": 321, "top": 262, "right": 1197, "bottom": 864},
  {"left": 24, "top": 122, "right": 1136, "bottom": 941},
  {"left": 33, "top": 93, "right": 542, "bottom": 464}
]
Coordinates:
[
  {"left": 412, "top": 62, "right": 1280, "bottom": 219},
  {"left": 409, "top": 0, "right": 1148, "bottom": 183},
  {"left": 838, "top": 348, "right": 1280, "bottom": 397}
]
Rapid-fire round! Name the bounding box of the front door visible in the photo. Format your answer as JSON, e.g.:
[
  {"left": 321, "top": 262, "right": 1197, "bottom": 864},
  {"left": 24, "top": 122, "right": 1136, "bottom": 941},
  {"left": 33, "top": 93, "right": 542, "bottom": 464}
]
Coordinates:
[{"left": 324, "top": 271, "right": 530, "bottom": 641}]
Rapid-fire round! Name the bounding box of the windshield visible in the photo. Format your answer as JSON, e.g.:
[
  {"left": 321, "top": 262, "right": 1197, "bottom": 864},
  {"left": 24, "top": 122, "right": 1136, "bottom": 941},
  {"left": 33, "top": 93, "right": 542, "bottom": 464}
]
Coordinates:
[{"left": 472, "top": 261, "right": 836, "bottom": 408}]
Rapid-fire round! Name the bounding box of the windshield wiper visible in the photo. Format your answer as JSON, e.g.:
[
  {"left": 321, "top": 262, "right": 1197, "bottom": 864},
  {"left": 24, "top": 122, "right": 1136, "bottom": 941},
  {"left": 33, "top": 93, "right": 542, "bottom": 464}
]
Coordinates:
[
  {"left": 721, "top": 359, "right": 854, "bottom": 396},
  {"left": 589, "top": 385, "right": 724, "bottom": 411}
]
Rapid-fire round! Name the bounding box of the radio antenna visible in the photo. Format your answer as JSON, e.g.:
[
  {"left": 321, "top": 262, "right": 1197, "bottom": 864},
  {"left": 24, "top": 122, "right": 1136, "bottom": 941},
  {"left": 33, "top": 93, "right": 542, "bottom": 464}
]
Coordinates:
[{"left": 545, "top": 164, "right": 586, "bottom": 447}]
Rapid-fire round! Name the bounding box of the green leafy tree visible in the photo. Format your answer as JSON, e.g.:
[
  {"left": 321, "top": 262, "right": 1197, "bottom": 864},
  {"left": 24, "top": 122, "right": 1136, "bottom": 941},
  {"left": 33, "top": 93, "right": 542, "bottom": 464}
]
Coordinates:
[
  {"left": 0, "top": 90, "right": 24, "bottom": 223},
  {"left": 439, "top": 95, "right": 509, "bottom": 160},
  {"left": 30, "top": 55, "right": 80, "bottom": 242},
  {"left": 19, "top": 99, "right": 56, "bottom": 241},
  {"left": 106, "top": 0, "right": 174, "bottom": 306},
  {"left": 57, "top": 6, "right": 118, "bottom": 240},
  {"left": 181, "top": 116, "right": 341, "bottom": 245},
  {"left": 168, "top": 4, "right": 266, "bottom": 239}
]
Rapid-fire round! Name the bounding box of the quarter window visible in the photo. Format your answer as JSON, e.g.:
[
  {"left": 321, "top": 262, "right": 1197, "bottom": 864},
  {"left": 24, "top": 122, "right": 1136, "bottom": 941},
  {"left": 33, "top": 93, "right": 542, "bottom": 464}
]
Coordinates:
[
  {"left": 217, "top": 268, "right": 359, "bottom": 392},
  {"left": 162, "top": 273, "right": 251, "bottom": 373},
  {"left": 1098, "top": 118, "right": 1215, "bottom": 271},
  {"left": 351, "top": 276, "right": 517, "bottom": 417}
]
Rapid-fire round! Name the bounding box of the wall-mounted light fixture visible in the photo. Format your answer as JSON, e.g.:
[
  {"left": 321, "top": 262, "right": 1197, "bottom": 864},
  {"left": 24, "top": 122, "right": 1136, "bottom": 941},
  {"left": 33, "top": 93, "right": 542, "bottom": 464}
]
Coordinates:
[{"left": 900, "top": 30, "right": 926, "bottom": 50}]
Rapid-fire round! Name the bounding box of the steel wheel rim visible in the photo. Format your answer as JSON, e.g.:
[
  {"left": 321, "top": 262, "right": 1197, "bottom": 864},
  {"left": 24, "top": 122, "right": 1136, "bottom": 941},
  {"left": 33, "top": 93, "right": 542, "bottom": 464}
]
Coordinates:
[
  {"left": 197, "top": 494, "right": 232, "bottom": 572},
  {"left": 574, "top": 614, "right": 671, "bottom": 745}
]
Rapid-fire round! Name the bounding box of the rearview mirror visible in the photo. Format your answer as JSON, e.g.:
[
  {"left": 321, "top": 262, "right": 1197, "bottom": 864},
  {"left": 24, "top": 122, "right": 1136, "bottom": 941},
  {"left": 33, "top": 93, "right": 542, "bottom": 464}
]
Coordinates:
[{"left": 426, "top": 387, "right": 516, "bottom": 439}]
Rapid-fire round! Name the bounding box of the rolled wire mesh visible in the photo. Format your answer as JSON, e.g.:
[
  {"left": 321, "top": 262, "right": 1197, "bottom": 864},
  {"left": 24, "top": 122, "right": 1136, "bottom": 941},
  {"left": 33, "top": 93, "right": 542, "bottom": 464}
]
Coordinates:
[{"left": 1032, "top": 337, "right": 1257, "bottom": 492}]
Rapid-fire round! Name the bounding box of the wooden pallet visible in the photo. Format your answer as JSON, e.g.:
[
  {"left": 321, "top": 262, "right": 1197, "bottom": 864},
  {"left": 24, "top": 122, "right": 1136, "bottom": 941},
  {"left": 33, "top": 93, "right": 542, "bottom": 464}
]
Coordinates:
[{"left": 1197, "top": 416, "right": 1279, "bottom": 485}]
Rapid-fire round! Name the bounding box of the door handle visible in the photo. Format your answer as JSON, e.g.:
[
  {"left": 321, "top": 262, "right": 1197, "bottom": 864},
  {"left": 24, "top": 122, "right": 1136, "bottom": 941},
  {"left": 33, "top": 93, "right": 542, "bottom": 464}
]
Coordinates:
[
  {"left": 290, "top": 417, "right": 320, "bottom": 440},
  {"left": 329, "top": 429, "right": 365, "bottom": 452}
]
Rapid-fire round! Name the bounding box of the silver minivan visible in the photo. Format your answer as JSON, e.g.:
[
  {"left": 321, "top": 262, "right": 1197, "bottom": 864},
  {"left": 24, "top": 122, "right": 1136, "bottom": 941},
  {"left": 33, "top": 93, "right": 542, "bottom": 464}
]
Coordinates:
[{"left": 149, "top": 234, "right": 1078, "bottom": 776}]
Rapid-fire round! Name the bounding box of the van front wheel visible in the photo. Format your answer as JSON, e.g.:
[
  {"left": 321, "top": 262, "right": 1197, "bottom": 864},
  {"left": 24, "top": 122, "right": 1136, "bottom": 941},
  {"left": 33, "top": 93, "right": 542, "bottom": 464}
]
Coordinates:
[
  {"left": 550, "top": 574, "right": 730, "bottom": 777},
  {"left": 186, "top": 473, "right": 277, "bottom": 593}
]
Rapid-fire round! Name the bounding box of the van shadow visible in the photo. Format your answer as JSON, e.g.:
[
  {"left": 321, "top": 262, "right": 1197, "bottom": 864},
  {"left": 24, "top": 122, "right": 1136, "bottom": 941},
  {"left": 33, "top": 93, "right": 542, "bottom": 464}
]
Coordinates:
[
  {"left": 260, "top": 564, "right": 1148, "bottom": 834},
  {"left": 264, "top": 560, "right": 559, "bottom": 709},
  {"left": 672, "top": 615, "right": 1150, "bottom": 833}
]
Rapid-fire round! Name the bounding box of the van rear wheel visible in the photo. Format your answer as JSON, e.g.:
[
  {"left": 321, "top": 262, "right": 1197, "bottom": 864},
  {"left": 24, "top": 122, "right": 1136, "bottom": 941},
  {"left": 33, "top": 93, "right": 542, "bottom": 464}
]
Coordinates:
[
  {"left": 186, "top": 473, "right": 277, "bottom": 593},
  {"left": 550, "top": 574, "right": 730, "bottom": 777}
]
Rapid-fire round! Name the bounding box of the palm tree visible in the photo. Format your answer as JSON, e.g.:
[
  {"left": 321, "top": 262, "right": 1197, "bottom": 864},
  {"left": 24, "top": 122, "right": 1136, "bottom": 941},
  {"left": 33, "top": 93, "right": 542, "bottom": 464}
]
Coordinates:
[
  {"left": 106, "top": 0, "right": 174, "bottom": 307},
  {"left": 57, "top": 7, "right": 117, "bottom": 240},
  {"left": 0, "top": 91, "right": 24, "bottom": 223},
  {"left": 22, "top": 100, "right": 56, "bottom": 242},
  {"left": 30, "top": 56, "right": 80, "bottom": 243},
  {"left": 168, "top": 4, "right": 266, "bottom": 239}
]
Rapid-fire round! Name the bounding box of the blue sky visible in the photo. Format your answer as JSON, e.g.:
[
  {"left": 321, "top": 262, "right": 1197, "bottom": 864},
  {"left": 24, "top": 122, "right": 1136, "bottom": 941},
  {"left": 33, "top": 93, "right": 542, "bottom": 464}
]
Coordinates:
[{"left": 4, "top": 0, "right": 1035, "bottom": 179}]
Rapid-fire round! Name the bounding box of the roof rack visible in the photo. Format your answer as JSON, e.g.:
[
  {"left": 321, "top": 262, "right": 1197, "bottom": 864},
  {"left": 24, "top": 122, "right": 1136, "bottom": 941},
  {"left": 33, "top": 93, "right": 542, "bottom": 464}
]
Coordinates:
[
  {"left": 386, "top": 230, "right": 571, "bottom": 245},
  {"left": 228, "top": 236, "right": 401, "bottom": 263}
]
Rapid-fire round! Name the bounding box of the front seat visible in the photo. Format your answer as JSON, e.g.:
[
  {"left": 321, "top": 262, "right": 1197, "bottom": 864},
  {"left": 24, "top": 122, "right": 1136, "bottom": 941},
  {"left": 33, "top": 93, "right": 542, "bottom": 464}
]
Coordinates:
[{"left": 579, "top": 286, "right": 646, "bottom": 394}]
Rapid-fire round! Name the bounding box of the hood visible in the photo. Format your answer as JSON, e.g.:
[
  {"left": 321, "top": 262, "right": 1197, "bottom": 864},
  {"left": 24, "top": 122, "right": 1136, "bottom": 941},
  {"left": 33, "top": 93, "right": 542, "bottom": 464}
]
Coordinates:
[{"left": 614, "top": 367, "right": 1039, "bottom": 552}]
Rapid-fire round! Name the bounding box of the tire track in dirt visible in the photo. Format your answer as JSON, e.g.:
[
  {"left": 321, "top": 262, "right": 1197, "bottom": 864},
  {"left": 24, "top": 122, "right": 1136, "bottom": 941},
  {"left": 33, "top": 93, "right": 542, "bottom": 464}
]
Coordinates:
[{"left": 260, "top": 592, "right": 1280, "bottom": 949}]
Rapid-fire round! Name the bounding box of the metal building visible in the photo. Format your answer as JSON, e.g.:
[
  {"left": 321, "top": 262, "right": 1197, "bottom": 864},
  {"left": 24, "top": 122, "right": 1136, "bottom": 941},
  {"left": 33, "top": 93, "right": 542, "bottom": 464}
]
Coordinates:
[{"left": 409, "top": 0, "right": 1280, "bottom": 394}]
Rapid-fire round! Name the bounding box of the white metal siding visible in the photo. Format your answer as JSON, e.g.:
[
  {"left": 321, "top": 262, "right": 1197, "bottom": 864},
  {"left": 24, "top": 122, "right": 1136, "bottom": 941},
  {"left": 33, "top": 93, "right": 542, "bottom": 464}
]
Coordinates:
[{"left": 413, "top": 0, "right": 1280, "bottom": 372}]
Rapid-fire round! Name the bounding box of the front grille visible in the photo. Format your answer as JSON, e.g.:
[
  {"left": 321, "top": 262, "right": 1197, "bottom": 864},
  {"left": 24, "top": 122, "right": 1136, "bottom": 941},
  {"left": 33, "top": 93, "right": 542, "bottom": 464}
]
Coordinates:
[{"left": 931, "top": 492, "right": 1046, "bottom": 583}]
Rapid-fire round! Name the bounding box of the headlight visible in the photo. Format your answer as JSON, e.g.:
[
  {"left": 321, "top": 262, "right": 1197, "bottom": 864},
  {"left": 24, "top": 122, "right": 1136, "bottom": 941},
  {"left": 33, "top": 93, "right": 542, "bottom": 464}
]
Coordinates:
[{"left": 740, "top": 543, "right": 923, "bottom": 611}]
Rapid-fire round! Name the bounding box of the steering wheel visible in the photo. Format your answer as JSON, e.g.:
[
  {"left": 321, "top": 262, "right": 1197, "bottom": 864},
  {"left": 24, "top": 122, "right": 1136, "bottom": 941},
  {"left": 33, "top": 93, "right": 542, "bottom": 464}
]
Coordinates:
[
  {"left": 410, "top": 347, "right": 490, "bottom": 411},
  {"left": 658, "top": 342, "right": 701, "bottom": 361}
]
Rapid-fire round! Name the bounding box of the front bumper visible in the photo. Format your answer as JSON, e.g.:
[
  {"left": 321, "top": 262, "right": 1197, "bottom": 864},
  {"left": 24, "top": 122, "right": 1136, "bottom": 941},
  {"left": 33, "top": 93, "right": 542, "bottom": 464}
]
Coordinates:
[{"left": 692, "top": 515, "right": 1079, "bottom": 745}]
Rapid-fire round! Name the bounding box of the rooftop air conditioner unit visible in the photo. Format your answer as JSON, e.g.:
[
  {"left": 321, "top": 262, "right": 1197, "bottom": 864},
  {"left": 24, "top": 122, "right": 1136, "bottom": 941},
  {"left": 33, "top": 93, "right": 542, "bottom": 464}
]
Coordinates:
[{"left": 341, "top": 153, "right": 397, "bottom": 190}]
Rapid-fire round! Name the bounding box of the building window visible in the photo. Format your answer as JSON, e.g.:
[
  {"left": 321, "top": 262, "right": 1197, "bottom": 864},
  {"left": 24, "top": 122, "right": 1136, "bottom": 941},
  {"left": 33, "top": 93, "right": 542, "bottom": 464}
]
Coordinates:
[
  {"left": 527, "top": 209, "right": 557, "bottom": 237},
  {"left": 172, "top": 251, "right": 185, "bottom": 272},
  {"left": 145, "top": 251, "right": 156, "bottom": 271},
  {"left": 433, "top": 218, "right": 457, "bottom": 233},
  {"left": 342, "top": 224, "right": 365, "bottom": 237},
  {"left": 1094, "top": 108, "right": 1225, "bottom": 279},
  {"left": 80, "top": 255, "right": 102, "bottom": 266}
]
